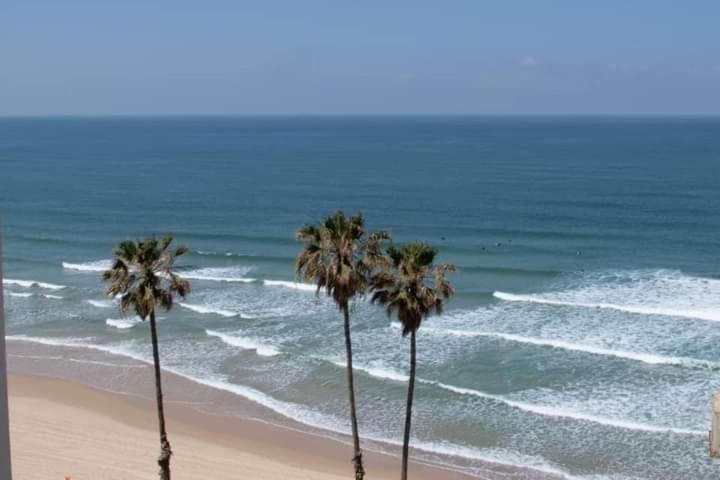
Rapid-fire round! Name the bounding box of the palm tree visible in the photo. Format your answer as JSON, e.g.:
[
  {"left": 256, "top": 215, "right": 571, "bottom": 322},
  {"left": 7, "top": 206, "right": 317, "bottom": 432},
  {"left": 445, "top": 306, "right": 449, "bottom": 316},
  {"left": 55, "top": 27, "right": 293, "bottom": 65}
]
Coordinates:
[
  {"left": 370, "top": 242, "right": 454, "bottom": 480},
  {"left": 102, "top": 236, "right": 191, "bottom": 480},
  {"left": 296, "top": 211, "right": 389, "bottom": 480}
]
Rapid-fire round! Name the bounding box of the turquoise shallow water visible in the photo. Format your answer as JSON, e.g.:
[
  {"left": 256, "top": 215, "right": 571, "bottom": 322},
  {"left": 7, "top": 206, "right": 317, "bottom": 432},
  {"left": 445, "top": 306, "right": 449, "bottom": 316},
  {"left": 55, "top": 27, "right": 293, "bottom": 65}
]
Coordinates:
[{"left": 1, "top": 116, "right": 720, "bottom": 479}]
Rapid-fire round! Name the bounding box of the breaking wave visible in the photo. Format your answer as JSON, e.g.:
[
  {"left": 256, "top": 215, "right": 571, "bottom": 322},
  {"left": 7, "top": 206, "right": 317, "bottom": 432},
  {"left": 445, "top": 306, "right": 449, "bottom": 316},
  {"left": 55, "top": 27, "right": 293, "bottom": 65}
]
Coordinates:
[
  {"left": 327, "top": 358, "right": 702, "bottom": 436},
  {"left": 493, "top": 270, "right": 720, "bottom": 323},
  {"left": 179, "top": 303, "right": 242, "bottom": 318},
  {"left": 206, "top": 329, "right": 280, "bottom": 357},
  {"left": 262, "top": 280, "right": 316, "bottom": 292},
  {"left": 62, "top": 260, "right": 112, "bottom": 272},
  {"left": 106, "top": 318, "right": 143, "bottom": 329},
  {"left": 4, "top": 278, "right": 66, "bottom": 290},
  {"left": 424, "top": 328, "right": 717, "bottom": 369}
]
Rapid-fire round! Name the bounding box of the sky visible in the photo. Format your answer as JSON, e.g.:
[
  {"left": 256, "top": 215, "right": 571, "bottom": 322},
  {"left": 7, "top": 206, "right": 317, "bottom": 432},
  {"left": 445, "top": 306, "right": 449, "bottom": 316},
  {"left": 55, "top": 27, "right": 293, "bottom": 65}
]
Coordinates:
[{"left": 1, "top": 1, "right": 719, "bottom": 115}]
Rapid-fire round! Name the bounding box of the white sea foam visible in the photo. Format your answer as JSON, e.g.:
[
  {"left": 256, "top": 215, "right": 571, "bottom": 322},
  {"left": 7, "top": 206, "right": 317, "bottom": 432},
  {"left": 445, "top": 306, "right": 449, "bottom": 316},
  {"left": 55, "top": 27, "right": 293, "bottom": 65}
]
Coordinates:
[
  {"left": 262, "top": 280, "right": 316, "bottom": 292},
  {"left": 329, "top": 359, "right": 409, "bottom": 382},
  {"left": 325, "top": 357, "right": 702, "bottom": 436},
  {"left": 495, "top": 291, "right": 720, "bottom": 323},
  {"left": 62, "top": 260, "right": 113, "bottom": 272},
  {"left": 87, "top": 299, "right": 114, "bottom": 308},
  {"left": 493, "top": 270, "right": 720, "bottom": 323},
  {"left": 179, "top": 303, "right": 240, "bottom": 318},
  {"left": 206, "top": 329, "right": 280, "bottom": 357},
  {"left": 182, "top": 267, "right": 255, "bottom": 283},
  {"left": 196, "top": 250, "right": 242, "bottom": 257},
  {"left": 8, "top": 292, "right": 63, "bottom": 300},
  {"left": 419, "top": 380, "right": 703, "bottom": 436},
  {"left": 7, "top": 335, "right": 97, "bottom": 348},
  {"left": 7, "top": 346, "right": 144, "bottom": 368},
  {"left": 424, "top": 328, "right": 715, "bottom": 368},
  {"left": 405, "top": 442, "right": 574, "bottom": 480},
  {"left": 41, "top": 294, "right": 64, "bottom": 300},
  {"left": 3, "top": 278, "right": 66, "bottom": 290},
  {"left": 106, "top": 318, "right": 143, "bottom": 329}
]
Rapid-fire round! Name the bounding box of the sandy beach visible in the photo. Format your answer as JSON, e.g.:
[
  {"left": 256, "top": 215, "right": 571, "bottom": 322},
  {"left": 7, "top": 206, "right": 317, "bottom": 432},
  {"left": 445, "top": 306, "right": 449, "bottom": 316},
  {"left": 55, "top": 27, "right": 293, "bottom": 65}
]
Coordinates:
[{"left": 8, "top": 373, "right": 479, "bottom": 480}]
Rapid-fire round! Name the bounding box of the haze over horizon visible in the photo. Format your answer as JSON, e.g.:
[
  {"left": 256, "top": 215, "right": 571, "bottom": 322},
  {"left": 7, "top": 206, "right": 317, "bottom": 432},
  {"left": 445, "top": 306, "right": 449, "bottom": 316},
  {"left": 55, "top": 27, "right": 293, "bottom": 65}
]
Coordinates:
[{"left": 2, "top": 1, "right": 719, "bottom": 116}]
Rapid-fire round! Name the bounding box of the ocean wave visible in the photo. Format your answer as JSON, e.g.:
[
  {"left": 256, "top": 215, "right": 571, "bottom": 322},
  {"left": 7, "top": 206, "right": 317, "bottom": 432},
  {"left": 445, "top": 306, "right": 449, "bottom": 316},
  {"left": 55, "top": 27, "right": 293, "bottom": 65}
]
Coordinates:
[
  {"left": 327, "top": 356, "right": 702, "bottom": 436},
  {"left": 62, "top": 260, "right": 113, "bottom": 272},
  {"left": 8, "top": 292, "right": 33, "bottom": 298},
  {"left": 8, "top": 291, "right": 63, "bottom": 300},
  {"left": 494, "top": 291, "right": 720, "bottom": 323},
  {"left": 205, "top": 329, "right": 280, "bottom": 356},
  {"left": 262, "top": 280, "right": 316, "bottom": 292},
  {"left": 328, "top": 358, "right": 409, "bottom": 382},
  {"left": 3, "top": 278, "right": 66, "bottom": 290},
  {"left": 493, "top": 270, "right": 720, "bottom": 323},
  {"left": 7, "top": 335, "right": 97, "bottom": 348},
  {"left": 423, "top": 328, "right": 716, "bottom": 368},
  {"left": 4, "top": 334, "right": 577, "bottom": 478},
  {"left": 106, "top": 318, "right": 143, "bottom": 329},
  {"left": 6, "top": 335, "right": 160, "bottom": 368},
  {"left": 181, "top": 267, "right": 256, "bottom": 283},
  {"left": 420, "top": 380, "right": 703, "bottom": 436},
  {"left": 8, "top": 349, "right": 144, "bottom": 368},
  {"left": 195, "top": 250, "right": 245, "bottom": 258},
  {"left": 404, "top": 443, "right": 574, "bottom": 480},
  {"left": 87, "top": 299, "right": 114, "bottom": 308},
  {"left": 179, "top": 302, "right": 247, "bottom": 318},
  {"left": 195, "top": 251, "right": 294, "bottom": 264}
]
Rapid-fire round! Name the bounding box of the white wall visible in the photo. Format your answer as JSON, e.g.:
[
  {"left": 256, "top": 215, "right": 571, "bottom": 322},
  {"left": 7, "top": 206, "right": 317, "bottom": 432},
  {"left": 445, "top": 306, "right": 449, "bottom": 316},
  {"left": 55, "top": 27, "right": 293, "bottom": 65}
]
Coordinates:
[{"left": 0, "top": 235, "right": 12, "bottom": 480}]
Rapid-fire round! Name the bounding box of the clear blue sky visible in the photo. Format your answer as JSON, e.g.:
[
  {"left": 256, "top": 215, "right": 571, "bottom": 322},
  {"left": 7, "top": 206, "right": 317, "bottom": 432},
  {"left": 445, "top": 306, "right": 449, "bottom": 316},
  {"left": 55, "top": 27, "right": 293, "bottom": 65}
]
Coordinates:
[{"left": 2, "top": 1, "right": 719, "bottom": 115}]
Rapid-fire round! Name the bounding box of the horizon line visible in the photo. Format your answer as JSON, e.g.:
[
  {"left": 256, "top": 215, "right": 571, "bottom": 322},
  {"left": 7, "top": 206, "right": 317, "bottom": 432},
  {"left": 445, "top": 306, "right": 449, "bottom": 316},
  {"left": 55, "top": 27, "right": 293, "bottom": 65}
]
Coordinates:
[{"left": 2, "top": 112, "right": 720, "bottom": 119}]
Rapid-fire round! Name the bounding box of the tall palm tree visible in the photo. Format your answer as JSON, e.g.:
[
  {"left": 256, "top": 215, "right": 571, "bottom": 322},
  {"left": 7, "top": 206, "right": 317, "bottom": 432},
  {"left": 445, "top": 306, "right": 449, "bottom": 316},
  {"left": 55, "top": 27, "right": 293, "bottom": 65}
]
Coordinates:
[
  {"left": 296, "top": 211, "right": 389, "bottom": 480},
  {"left": 102, "top": 236, "right": 191, "bottom": 480},
  {"left": 370, "top": 242, "right": 454, "bottom": 480}
]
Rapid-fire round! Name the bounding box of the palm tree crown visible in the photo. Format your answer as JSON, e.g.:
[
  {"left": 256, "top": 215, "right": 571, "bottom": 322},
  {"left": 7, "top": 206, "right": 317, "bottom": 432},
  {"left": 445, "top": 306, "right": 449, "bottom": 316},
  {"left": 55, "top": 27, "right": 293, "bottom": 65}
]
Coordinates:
[
  {"left": 296, "top": 211, "right": 389, "bottom": 305},
  {"left": 103, "top": 236, "right": 191, "bottom": 317},
  {"left": 371, "top": 242, "right": 455, "bottom": 335}
]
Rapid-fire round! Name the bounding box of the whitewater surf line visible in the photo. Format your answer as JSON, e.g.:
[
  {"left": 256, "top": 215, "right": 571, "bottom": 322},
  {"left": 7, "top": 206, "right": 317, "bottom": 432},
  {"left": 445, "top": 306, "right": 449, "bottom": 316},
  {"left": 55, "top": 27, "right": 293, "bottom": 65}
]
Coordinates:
[
  {"left": 493, "top": 291, "right": 720, "bottom": 323},
  {"left": 423, "top": 327, "right": 718, "bottom": 369},
  {"left": 3, "top": 278, "right": 66, "bottom": 290},
  {"left": 206, "top": 329, "right": 281, "bottom": 356},
  {"left": 328, "top": 357, "right": 704, "bottom": 436}
]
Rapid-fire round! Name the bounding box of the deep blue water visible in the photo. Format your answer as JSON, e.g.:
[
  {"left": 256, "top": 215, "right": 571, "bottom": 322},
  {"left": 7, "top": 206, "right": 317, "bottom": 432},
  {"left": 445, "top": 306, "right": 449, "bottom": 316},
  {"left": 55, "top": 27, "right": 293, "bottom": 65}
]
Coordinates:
[{"left": 1, "top": 116, "right": 720, "bottom": 479}]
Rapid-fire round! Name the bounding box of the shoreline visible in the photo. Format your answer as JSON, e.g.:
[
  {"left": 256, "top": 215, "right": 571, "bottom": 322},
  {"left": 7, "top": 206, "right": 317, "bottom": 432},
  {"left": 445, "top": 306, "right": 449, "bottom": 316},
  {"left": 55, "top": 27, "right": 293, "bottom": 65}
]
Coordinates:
[
  {"left": 6, "top": 339, "right": 561, "bottom": 480},
  {"left": 9, "top": 373, "right": 479, "bottom": 480}
]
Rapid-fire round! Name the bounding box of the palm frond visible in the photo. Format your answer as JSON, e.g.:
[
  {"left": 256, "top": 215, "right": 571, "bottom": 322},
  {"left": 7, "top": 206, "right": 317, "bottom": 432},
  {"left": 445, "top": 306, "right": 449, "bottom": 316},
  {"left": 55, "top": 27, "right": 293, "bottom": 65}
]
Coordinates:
[
  {"left": 102, "top": 235, "right": 192, "bottom": 319},
  {"left": 295, "top": 211, "right": 392, "bottom": 306},
  {"left": 370, "top": 241, "right": 455, "bottom": 336}
]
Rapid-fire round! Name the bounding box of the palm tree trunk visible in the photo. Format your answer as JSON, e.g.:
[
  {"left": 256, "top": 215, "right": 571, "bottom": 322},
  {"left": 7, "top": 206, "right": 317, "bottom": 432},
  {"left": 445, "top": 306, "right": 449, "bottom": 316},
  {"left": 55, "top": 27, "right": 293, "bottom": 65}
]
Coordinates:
[
  {"left": 149, "top": 311, "right": 172, "bottom": 480},
  {"left": 401, "top": 329, "right": 417, "bottom": 480},
  {"left": 341, "top": 302, "right": 365, "bottom": 480}
]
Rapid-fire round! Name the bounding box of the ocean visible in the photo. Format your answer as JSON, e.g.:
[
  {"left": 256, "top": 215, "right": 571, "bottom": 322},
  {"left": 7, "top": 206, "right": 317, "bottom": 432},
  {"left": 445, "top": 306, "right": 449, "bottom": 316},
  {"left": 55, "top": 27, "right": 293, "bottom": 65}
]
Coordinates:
[{"left": 1, "top": 116, "right": 719, "bottom": 479}]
